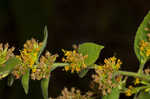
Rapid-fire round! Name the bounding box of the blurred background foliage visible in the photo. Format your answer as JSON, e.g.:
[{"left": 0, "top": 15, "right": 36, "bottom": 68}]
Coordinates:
[{"left": 0, "top": 0, "right": 150, "bottom": 99}]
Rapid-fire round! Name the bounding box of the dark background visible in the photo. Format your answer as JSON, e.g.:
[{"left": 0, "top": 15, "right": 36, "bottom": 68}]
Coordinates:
[{"left": 0, "top": 0, "right": 150, "bottom": 99}]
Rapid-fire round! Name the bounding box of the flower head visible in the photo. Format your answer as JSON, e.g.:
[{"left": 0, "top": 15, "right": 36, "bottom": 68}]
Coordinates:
[
  {"left": 91, "top": 56, "right": 122, "bottom": 96},
  {"left": 12, "top": 38, "right": 42, "bottom": 79},
  {"left": 31, "top": 51, "right": 58, "bottom": 80},
  {"left": 62, "top": 49, "right": 88, "bottom": 73}
]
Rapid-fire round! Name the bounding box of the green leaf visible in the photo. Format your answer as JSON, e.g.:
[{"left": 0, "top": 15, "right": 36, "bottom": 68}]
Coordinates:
[
  {"left": 137, "top": 91, "right": 150, "bottom": 99},
  {"left": 78, "top": 69, "right": 89, "bottom": 78},
  {"left": 7, "top": 75, "right": 14, "bottom": 87},
  {"left": 0, "top": 57, "right": 20, "bottom": 79},
  {"left": 50, "top": 63, "right": 69, "bottom": 72},
  {"left": 134, "top": 11, "right": 150, "bottom": 64},
  {"left": 36, "top": 26, "right": 48, "bottom": 63},
  {"left": 0, "top": 57, "right": 20, "bottom": 72},
  {"left": 102, "top": 87, "right": 120, "bottom": 99},
  {"left": 41, "top": 77, "right": 50, "bottom": 99},
  {"left": 78, "top": 42, "right": 104, "bottom": 66},
  {"left": 21, "top": 69, "right": 30, "bottom": 94}
]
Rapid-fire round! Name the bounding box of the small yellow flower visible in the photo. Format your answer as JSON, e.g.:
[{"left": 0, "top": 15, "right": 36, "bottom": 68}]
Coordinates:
[
  {"left": 65, "top": 65, "right": 69, "bottom": 71},
  {"left": 97, "top": 66, "right": 103, "bottom": 70},
  {"left": 146, "top": 49, "right": 150, "bottom": 57},
  {"left": 32, "top": 68, "right": 36, "bottom": 73},
  {"left": 125, "top": 89, "right": 132, "bottom": 96},
  {"left": 76, "top": 67, "right": 80, "bottom": 72},
  {"left": 134, "top": 78, "right": 140, "bottom": 85}
]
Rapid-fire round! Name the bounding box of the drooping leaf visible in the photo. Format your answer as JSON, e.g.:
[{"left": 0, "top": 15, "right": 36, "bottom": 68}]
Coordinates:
[
  {"left": 36, "top": 26, "right": 48, "bottom": 63},
  {"left": 41, "top": 77, "right": 50, "bottom": 99},
  {"left": 137, "top": 91, "right": 150, "bottom": 99},
  {"left": 21, "top": 69, "right": 30, "bottom": 94},
  {"left": 102, "top": 87, "right": 120, "bottom": 99},
  {"left": 78, "top": 42, "right": 104, "bottom": 66},
  {"left": 0, "top": 57, "right": 20, "bottom": 79},
  {"left": 134, "top": 11, "right": 150, "bottom": 64},
  {"left": 78, "top": 69, "right": 89, "bottom": 78},
  {"left": 7, "top": 75, "right": 15, "bottom": 87}
]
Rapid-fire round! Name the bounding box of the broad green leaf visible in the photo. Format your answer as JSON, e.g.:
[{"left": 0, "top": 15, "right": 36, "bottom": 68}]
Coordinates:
[
  {"left": 0, "top": 57, "right": 20, "bottom": 79},
  {"left": 137, "top": 91, "right": 150, "bottom": 99},
  {"left": 36, "top": 26, "right": 48, "bottom": 63},
  {"left": 50, "top": 63, "right": 69, "bottom": 72},
  {"left": 41, "top": 77, "right": 50, "bottom": 99},
  {"left": 134, "top": 11, "right": 150, "bottom": 64},
  {"left": 102, "top": 87, "right": 120, "bottom": 99},
  {"left": 78, "top": 69, "right": 89, "bottom": 78},
  {"left": 78, "top": 42, "right": 104, "bottom": 66},
  {"left": 7, "top": 75, "right": 14, "bottom": 87},
  {"left": 21, "top": 69, "right": 30, "bottom": 94}
]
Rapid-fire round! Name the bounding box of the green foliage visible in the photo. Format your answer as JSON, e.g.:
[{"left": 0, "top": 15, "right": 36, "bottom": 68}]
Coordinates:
[
  {"left": 78, "top": 69, "right": 89, "bottom": 78},
  {"left": 78, "top": 42, "right": 104, "bottom": 78},
  {"left": 78, "top": 42, "right": 104, "bottom": 66},
  {"left": 0, "top": 57, "right": 20, "bottom": 79},
  {"left": 0, "top": 57, "right": 20, "bottom": 73},
  {"left": 102, "top": 87, "right": 120, "bottom": 99},
  {"left": 7, "top": 75, "right": 15, "bottom": 87},
  {"left": 21, "top": 69, "right": 30, "bottom": 94},
  {"left": 137, "top": 91, "right": 150, "bottom": 99},
  {"left": 37, "top": 26, "right": 48, "bottom": 63},
  {"left": 41, "top": 77, "right": 50, "bottom": 99},
  {"left": 1, "top": 12, "right": 150, "bottom": 99},
  {"left": 134, "top": 11, "right": 150, "bottom": 64}
]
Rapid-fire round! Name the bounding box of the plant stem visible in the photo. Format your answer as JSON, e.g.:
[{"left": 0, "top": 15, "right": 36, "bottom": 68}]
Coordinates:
[
  {"left": 138, "top": 62, "right": 145, "bottom": 74},
  {"left": 118, "top": 70, "right": 150, "bottom": 81}
]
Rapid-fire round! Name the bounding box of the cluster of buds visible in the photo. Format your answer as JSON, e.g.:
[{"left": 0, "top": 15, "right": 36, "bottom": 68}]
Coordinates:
[
  {"left": 91, "top": 57, "right": 122, "bottom": 96},
  {"left": 125, "top": 85, "right": 135, "bottom": 96},
  {"left": 62, "top": 49, "right": 88, "bottom": 73},
  {"left": 12, "top": 38, "right": 42, "bottom": 79},
  {"left": 50, "top": 87, "right": 93, "bottom": 99},
  {"left": 0, "top": 43, "right": 15, "bottom": 64},
  {"left": 139, "top": 40, "right": 150, "bottom": 57},
  {"left": 139, "top": 28, "right": 150, "bottom": 58},
  {"left": 31, "top": 51, "right": 58, "bottom": 80}
]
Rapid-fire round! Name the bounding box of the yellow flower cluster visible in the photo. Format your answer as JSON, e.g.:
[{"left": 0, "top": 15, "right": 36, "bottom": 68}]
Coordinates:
[
  {"left": 62, "top": 50, "right": 88, "bottom": 73},
  {"left": 134, "top": 78, "right": 140, "bottom": 85},
  {"left": 31, "top": 51, "right": 58, "bottom": 80},
  {"left": 104, "top": 56, "right": 122, "bottom": 70},
  {"left": 139, "top": 40, "right": 150, "bottom": 57},
  {"left": 12, "top": 38, "right": 42, "bottom": 79},
  {"left": 92, "top": 57, "right": 122, "bottom": 96},
  {"left": 125, "top": 85, "right": 133, "bottom": 96}
]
